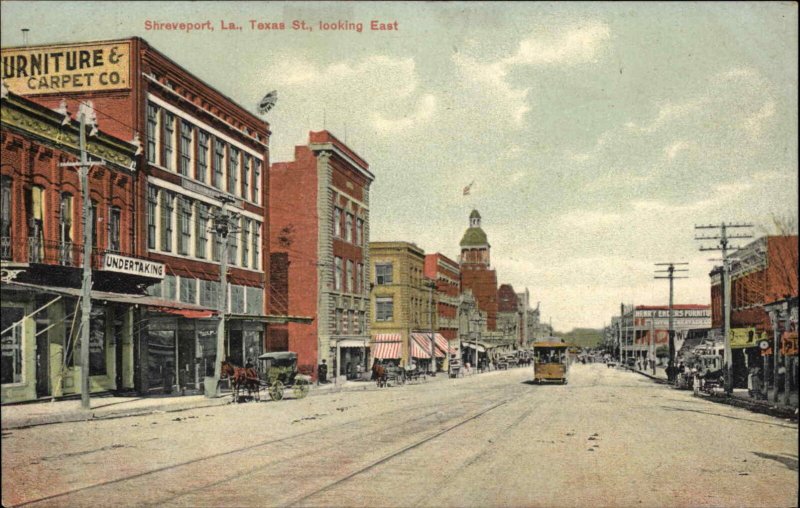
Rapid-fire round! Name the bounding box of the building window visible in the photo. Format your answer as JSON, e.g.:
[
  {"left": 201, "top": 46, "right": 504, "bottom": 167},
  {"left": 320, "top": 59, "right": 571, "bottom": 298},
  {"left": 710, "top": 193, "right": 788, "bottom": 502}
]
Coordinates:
[
  {"left": 200, "top": 279, "right": 219, "bottom": 308},
  {"left": 1, "top": 307, "right": 24, "bottom": 384},
  {"left": 334, "top": 309, "right": 343, "bottom": 334},
  {"left": 179, "top": 121, "right": 193, "bottom": 176},
  {"left": 90, "top": 201, "right": 98, "bottom": 249},
  {"left": 109, "top": 206, "right": 121, "bottom": 252},
  {"left": 89, "top": 307, "right": 106, "bottom": 376},
  {"left": 345, "top": 213, "right": 354, "bottom": 243},
  {"left": 348, "top": 310, "right": 356, "bottom": 334},
  {"left": 252, "top": 222, "right": 260, "bottom": 270},
  {"left": 178, "top": 197, "right": 191, "bottom": 255},
  {"left": 230, "top": 285, "right": 245, "bottom": 314},
  {"left": 59, "top": 193, "right": 73, "bottom": 264},
  {"left": 213, "top": 139, "right": 224, "bottom": 189},
  {"left": 163, "top": 112, "right": 174, "bottom": 170},
  {"left": 253, "top": 159, "right": 261, "bottom": 203},
  {"left": 334, "top": 207, "right": 342, "bottom": 237},
  {"left": 242, "top": 153, "right": 250, "bottom": 201},
  {"left": 334, "top": 257, "right": 343, "bottom": 291},
  {"left": 0, "top": 176, "right": 11, "bottom": 260},
  {"left": 375, "top": 263, "right": 392, "bottom": 285},
  {"left": 241, "top": 218, "right": 250, "bottom": 267},
  {"left": 161, "top": 191, "right": 174, "bottom": 252},
  {"left": 228, "top": 147, "right": 239, "bottom": 195},
  {"left": 180, "top": 277, "right": 197, "bottom": 304},
  {"left": 346, "top": 260, "right": 354, "bottom": 293},
  {"left": 195, "top": 203, "right": 208, "bottom": 259},
  {"left": 342, "top": 309, "right": 349, "bottom": 334},
  {"left": 211, "top": 209, "right": 221, "bottom": 262},
  {"left": 228, "top": 223, "right": 238, "bottom": 266},
  {"left": 356, "top": 218, "right": 363, "bottom": 246},
  {"left": 146, "top": 103, "right": 158, "bottom": 164},
  {"left": 26, "top": 186, "right": 45, "bottom": 263},
  {"left": 163, "top": 275, "right": 177, "bottom": 300},
  {"left": 376, "top": 297, "right": 394, "bottom": 322},
  {"left": 147, "top": 186, "right": 158, "bottom": 249},
  {"left": 197, "top": 130, "right": 209, "bottom": 183},
  {"left": 356, "top": 263, "right": 363, "bottom": 293}
]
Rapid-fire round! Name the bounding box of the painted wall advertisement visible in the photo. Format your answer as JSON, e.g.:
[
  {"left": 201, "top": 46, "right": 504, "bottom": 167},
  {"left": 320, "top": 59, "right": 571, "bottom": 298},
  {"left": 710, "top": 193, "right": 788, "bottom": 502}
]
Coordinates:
[{"left": 1, "top": 41, "right": 130, "bottom": 95}]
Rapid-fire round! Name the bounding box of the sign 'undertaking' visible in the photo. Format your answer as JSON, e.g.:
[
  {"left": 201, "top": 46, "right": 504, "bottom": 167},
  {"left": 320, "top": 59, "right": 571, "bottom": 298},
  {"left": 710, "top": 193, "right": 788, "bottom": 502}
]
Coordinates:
[
  {"left": 103, "top": 253, "right": 164, "bottom": 279},
  {"left": 1, "top": 41, "right": 130, "bottom": 95}
]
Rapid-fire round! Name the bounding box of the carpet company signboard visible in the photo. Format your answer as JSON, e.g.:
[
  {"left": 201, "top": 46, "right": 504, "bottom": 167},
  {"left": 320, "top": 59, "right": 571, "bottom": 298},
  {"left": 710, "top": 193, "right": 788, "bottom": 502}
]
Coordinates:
[
  {"left": 1, "top": 41, "right": 130, "bottom": 95},
  {"left": 103, "top": 253, "right": 164, "bottom": 279}
]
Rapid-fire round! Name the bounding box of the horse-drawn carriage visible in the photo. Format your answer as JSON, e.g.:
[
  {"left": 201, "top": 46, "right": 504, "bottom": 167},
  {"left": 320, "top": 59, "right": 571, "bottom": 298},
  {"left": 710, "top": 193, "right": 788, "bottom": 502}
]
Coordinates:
[{"left": 221, "top": 351, "right": 311, "bottom": 402}]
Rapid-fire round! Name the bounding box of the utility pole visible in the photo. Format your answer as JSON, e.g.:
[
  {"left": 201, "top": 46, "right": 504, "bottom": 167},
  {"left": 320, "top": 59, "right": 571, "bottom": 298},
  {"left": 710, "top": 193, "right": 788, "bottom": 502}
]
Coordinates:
[
  {"left": 426, "top": 280, "right": 436, "bottom": 375},
  {"left": 650, "top": 314, "right": 656, "bottom": 375},
  {"left": 655, "top": 263, "right": 688, "bottom": 383},
  {"left": 59, "top": 102, "right": 101, "bottom": 410},
  {"left": 618, "top": 303, "right": 623, "bottom": 362},
  {"left": 211, "top": 197, "right": 235, "bottom": 397},
  {"left": 696, "top": 223, "right": 752, "bottom": 394}
]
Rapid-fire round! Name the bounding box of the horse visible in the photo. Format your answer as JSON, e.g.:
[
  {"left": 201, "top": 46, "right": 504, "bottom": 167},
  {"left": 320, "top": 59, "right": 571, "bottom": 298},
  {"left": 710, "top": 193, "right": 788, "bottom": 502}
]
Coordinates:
[
  {"left": 373, "top": 364, "right": 387, "bottom": 387},
  {"left": 221, "top": 360, "right": 261, "bottom": 402}
]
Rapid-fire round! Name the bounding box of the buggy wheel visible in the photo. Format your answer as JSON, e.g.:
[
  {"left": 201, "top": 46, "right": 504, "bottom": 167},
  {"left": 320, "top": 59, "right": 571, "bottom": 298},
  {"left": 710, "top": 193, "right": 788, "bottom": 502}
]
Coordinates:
[
  {"left": 269, "top": 381, "right": 284, "bottom": 401},
  {"left": 293, "top": 380, "right": 310, "bottom": 399}
]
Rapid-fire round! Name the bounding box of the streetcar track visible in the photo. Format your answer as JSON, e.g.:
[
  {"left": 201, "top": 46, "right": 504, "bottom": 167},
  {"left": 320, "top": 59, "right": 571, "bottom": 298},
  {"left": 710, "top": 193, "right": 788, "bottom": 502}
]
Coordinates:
[
  {"left": 9, "top": 382, "right": 524, "bottom": 508},
  {"left": 286, "top": 396, "right": 517, "bottom": 507}
]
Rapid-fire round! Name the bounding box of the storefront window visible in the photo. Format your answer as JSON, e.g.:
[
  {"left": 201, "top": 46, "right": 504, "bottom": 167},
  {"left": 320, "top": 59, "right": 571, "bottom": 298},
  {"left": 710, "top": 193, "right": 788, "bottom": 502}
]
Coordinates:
[
  {"left": 1, "top": 307, "right": 24, "bottom": 384},
  {"left": 89, "top": 306, "right": 106, "bottom": 376},
  {"left": 147, "top": 329, "right": 176, "bottom": 393}
]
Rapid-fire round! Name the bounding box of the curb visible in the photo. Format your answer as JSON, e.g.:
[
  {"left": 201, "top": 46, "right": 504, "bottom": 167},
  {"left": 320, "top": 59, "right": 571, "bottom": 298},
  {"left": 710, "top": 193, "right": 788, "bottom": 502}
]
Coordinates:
[
  {"left": 1, "top": 398, "right": 231, "bottom": 431},
  {"left": 695, "top": 392, "right": 799, "bottom": 421}
]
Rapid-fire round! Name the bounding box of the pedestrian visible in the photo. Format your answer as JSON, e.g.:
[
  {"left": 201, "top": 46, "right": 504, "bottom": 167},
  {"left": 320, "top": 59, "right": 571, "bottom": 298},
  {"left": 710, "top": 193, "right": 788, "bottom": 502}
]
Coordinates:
[{"left": 318, "top": 359, "right": 328, "bottom": 384}]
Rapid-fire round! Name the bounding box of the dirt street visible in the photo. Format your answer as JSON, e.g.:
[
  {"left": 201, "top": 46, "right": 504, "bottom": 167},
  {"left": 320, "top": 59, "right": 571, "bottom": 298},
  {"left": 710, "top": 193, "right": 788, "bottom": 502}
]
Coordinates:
[{"left": 2, "top": 364, "right": 797, "bottom": 507}]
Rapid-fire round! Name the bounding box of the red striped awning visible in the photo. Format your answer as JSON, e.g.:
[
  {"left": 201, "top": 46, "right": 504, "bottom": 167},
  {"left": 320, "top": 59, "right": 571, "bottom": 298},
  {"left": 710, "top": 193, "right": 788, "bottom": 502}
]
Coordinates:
[
  {"left": 411, "top": 333, "right": 444, "bottom": 358},
  {"left": 372, "top": 334, "right": 402, "bottom": 359}
]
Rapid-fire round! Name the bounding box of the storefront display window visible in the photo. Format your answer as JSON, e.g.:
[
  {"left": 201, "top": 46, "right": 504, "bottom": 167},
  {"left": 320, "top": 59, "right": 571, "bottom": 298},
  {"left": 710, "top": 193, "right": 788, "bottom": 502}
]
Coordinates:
[
  {"left": 1, "top": 307, "right": 24, "bottom": 384},
  {"left": 89, "top": 306, "right": 106, "bottom": 375}
]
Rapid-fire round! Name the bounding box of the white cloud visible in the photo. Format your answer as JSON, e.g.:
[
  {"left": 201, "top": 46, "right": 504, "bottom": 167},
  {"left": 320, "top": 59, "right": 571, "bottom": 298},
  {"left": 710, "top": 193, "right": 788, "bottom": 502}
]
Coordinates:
[
  {"left": 370, "top": 94, "right": 437, "bottom": 132},
  {"left": 743, "top": 99, "right": 776, "bottom": 139},
  {"left": 664, "top": 140, "right": 692, "bottom": 160},
  {"left": 453, "top": 21, "right": 611, "bottom": 126}
]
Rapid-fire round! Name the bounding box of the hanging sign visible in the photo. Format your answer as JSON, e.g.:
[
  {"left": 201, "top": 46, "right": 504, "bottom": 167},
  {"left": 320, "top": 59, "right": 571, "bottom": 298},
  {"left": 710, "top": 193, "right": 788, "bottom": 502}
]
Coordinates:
[
  {"left": 781, "top": 331, "right": 798, "bottom": 357},
  {"left": 102, "top": 253, "right": 165, "bottom": 279}
]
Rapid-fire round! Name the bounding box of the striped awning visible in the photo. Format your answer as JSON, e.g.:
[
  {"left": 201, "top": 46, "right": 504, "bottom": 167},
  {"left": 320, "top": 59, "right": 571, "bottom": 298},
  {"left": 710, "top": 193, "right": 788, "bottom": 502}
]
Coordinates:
[
  {"left": 372, "top": 334, "right": 402, "bottom": 359},
  {"left": 411, "top": 333, "right": 444, "bottom": 358}
]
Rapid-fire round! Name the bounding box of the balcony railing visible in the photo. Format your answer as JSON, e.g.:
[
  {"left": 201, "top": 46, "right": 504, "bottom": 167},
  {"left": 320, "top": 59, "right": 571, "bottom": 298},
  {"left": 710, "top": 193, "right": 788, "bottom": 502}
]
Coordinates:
[
  {"left": 28, "top": 238, "right": 83, "bottom": 267},
  {"left": 1, "top": 236, "right": 11, "bottom": 261}
]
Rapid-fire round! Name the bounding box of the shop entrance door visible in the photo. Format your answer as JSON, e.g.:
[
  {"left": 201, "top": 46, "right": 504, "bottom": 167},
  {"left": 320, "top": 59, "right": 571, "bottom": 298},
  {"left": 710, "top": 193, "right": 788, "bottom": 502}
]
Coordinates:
[
  {"left": 147, "top": 330, "right": 176, "bottom": 394},
  {"left": 228, "top": 329, "right": 243, "bottom": 366},
  {"left": 178, "top": 329, "right": 195, "bottom": 391},
  {"left": 35, "top": 319, "right": 50, "bottom": 398}
]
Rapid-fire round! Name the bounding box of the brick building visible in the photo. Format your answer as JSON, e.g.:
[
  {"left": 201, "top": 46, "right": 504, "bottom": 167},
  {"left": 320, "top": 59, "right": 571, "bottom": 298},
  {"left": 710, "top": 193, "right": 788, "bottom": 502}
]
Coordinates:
[
  {"left": 459, "top": 210, "right": 498, "bottom": 331},
  {"left": 423, "top": 253, "right": 460, "bottom": 342},
  {"left": 2, "top": 38, "right": 272, "bottom": 395},
  {"left": 1, "top": 88, "right": 150, "bottom": 402},
  {"left": 709, "top": 235, "right": 798, "bottom": 386},
  {"left": 269, "top": 131, "right": 374, "bottom": 381}
]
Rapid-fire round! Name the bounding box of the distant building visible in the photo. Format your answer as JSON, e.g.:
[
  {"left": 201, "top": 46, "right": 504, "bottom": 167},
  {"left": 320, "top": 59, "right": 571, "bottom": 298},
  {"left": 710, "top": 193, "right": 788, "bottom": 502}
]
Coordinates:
[
  {"left": 497, "top": 283, "right": 521, "bottom": 344},
  {"left": 459, "top": 210, "right": 498, "bottom": 331},
  {"left": 424, "top": 252, "right": 460, "bottom": 342}
]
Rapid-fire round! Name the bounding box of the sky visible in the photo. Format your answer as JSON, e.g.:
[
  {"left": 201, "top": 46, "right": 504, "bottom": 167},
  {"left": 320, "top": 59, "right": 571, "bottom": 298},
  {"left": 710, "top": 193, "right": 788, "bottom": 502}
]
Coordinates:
[{"left": 2, "top": 1, "right": 797, "bottom": 331}]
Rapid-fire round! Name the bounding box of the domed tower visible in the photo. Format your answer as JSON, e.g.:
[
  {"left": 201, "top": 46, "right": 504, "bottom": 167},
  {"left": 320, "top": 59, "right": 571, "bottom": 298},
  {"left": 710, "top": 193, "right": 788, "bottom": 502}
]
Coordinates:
[{"left": 460, "top": 209, "right": 490, "bottom": 267}]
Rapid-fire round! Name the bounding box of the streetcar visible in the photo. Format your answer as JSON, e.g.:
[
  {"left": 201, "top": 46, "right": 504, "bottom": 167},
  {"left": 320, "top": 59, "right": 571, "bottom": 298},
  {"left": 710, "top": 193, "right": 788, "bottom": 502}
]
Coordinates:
[{"left": 532, "top": 341, "right": 570, "bottom": 384}]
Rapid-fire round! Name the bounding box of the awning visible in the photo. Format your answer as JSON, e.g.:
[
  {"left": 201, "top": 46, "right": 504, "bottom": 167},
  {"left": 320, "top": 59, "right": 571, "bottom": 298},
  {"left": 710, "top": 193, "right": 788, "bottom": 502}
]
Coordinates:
[
  {"left": 227, "top": 313, "right": 313, "bottom": 324},
  {"left": 154, "top": 307, "right": 215, "bottom": 319},
  {"left": 2, "top": 281, "right": 217, "bottom": 314},
  {"left": 372, "top": 334, "right": 402, "bottom": 359},
  {"left": 336, "top": 338, "right": 369, "bottom": 348},
  {"left": 462, "top": 342, "right": 486, "bottom": 353},
  {"left": 411, "top": 333, "right": 444, "bottom": 358},
  {"left": 372, "top": 341, "right": 401, "bottom": 359}
]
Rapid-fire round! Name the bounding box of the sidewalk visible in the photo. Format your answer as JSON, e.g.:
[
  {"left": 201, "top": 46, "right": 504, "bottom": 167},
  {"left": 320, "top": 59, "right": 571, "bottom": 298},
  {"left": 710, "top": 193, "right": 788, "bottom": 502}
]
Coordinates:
[
  {"left": 1, "top": 370, "right": 464, "bottom": 430},
  {"left": 625, "top": 364, "right": 798, "bottom": 421}
]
